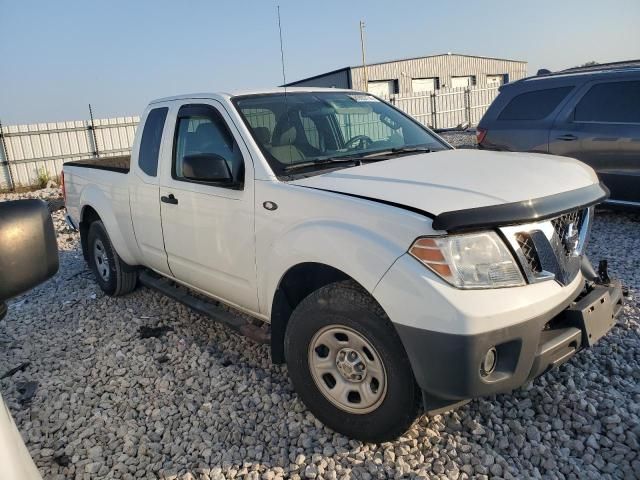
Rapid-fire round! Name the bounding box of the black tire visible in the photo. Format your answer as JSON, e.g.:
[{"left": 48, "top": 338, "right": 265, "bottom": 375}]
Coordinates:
[
  {"left": 284, "top": 280, "right": 420, "bottom": 442},
  {"left": 87, "top": 220, "right": 137, "bottom": 296}
]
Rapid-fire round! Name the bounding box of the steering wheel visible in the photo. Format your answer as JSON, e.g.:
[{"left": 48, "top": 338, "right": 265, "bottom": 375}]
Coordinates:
[{"left": 344, "top": 135, "right": 374, "bottom": 150}]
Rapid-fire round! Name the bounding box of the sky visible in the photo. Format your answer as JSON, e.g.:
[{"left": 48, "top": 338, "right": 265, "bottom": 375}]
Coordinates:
[{"left": 1, "top": 0, "right": 639, "bottom": 124}]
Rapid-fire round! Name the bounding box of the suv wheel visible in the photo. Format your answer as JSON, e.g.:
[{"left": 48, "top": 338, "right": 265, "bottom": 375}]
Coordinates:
[{"left": 284, "top": 280, "right": 420, "bottom": 442}]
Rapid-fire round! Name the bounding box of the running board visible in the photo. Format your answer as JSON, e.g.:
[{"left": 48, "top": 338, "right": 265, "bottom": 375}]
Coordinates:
[{"left": 138, "top": 271, "right": 270, "bottom": 344}]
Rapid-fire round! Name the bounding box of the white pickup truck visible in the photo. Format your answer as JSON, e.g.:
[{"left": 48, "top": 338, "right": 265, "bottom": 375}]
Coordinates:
[{"left": 63, "top": 88, "right": 622, "bottom": 442}]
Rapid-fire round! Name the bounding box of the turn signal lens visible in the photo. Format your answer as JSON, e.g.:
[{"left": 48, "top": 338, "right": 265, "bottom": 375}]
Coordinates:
[
  {"left": 409, "top": 232, "right": 525, "bottom": 289},
  {"left": 409, "top": 238, "right": 452, "bottom": 277}
]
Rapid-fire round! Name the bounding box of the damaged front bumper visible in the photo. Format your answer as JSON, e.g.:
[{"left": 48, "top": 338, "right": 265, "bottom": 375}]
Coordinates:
[{"left": 393, "top": 278, "right": 623, "bottom": 414}]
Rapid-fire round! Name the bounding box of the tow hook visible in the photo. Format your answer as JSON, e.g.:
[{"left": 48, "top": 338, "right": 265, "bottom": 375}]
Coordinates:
[
  {"left": 598, "top": 259, "right": 610, "bottom": 284},
  {"left": 581, "top": 256, "right": 628, "bottom": 297}
]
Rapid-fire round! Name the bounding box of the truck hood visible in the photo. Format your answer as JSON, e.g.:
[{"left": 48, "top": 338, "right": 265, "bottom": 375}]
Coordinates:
[{"left": 290, "top": 149, "right": 599, "bottom": 217}]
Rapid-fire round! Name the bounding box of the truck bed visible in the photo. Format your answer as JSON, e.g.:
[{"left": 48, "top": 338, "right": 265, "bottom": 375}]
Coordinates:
[{"left": 65, "top": 155, "right": 130, "bottom": 174}]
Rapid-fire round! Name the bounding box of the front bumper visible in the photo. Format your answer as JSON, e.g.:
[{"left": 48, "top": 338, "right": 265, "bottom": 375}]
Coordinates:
[{"left": 394, "top": 281, "right": 623, "bottom": 411}]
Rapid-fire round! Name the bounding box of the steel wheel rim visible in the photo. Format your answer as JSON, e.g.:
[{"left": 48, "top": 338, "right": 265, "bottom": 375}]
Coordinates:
[
  {"left": 308, "top": 324, "right": 387, "bottom": 414},
  {"left": 93, "top": 239, "right": 110, "bottom": 281}
]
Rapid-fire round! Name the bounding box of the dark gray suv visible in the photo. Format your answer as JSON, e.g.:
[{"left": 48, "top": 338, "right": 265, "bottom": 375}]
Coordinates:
[{"left": 477, "top": 65, "right": 640, "bottom": 207}]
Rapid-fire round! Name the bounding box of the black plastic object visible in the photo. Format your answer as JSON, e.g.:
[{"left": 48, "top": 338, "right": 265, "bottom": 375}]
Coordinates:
[
  {"left": 432, "top": 182, "right": 609, "bottom": 232},
  {"left": 139, "top": 270, "right": 270, "bottom": 344},
  {"left": 0, "top": 199, "right": 59, "bottom": 303},
  {"left": 598, "top": 259, "right": 611, "bottom": 284},
  {"left": 580, "top": 255, "right": 599, "bottom": 282}
]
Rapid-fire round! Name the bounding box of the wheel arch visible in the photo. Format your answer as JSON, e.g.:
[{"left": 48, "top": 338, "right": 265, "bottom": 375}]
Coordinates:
[
  {"left": 78, "top": 193, "right": 139, "bottom": 266},
  {"left": 270, "top": 262, "right": 377, "bottom": 364},
  {"left": 79, "top": 205, "right": 101, "bottom": 262}
]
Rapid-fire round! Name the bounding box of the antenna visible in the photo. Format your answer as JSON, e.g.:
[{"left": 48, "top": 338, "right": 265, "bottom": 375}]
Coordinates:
[
  {"left": 276, "top": 5, "right": 293, "bottom": 165},
  {"left": 277, "top": 6, "right": 287, "bottom": 88},
  {"left": 359, "top": 21, "right": 368, "bottom": 92}
]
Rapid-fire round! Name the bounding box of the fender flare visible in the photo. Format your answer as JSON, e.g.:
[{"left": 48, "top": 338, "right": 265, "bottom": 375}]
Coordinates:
[{"left": 261, "top": 219, "right": 406, "bottom": 318}]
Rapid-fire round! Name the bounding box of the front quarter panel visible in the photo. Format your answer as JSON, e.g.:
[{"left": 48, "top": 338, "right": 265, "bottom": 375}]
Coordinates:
[{"left": 255, "top": 180, "right": 433, "bottom": 317}]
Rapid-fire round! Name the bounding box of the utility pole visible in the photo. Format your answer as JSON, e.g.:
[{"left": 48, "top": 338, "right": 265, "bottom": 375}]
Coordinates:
[{"left": 359, "top": 20, "right": 368, "bottom": 92}]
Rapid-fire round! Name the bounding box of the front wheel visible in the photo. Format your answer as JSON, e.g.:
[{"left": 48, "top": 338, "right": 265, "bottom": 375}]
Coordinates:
[
  {"left": 284, "top": 281, "right": 420, "bottom": 442},
  {"left": 87, "top": 221, "right": 137, "bottom": 296}
]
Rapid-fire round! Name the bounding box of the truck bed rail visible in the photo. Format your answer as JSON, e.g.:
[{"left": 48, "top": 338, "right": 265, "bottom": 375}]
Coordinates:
[{"left": 65, "top": 155, "right": 130, "bottom": 174}]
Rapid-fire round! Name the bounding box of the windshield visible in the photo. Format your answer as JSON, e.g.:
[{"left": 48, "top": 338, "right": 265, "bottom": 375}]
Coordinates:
[{"left": 233, "top": 92, "right": 449, "bottom": 176}]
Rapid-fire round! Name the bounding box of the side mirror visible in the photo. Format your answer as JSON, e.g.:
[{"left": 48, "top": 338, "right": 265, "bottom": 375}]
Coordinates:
[
  {"left": 0, "top": 200, "right": 59, "bottom": 319},
  {"left": 182, "top": 153, "right": 233, "bottom": 183}
]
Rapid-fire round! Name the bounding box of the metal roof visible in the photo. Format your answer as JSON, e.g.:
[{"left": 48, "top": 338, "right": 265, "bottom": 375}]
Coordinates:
[
  {"left": 356, "top": 52, "right": 527, "bottom": 69},
  {"left": 285, "top": 53, "right": 527, "bottom": 86}
]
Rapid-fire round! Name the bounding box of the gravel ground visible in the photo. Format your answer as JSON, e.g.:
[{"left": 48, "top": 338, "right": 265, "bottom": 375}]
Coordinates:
[
  {"left": 1, "top": 187, "right": 639, "bottom": 480},
  {"left": 438, "top": 131, "right": 477, "bottom": 149}
]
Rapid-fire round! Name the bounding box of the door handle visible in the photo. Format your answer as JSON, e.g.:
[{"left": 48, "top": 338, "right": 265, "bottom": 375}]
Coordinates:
[
  {"left": 161, "top": 194, "right": 178, "bottom": 205},
  {"left": 556, "top": 134, "right": 578, "bottom": 141}
]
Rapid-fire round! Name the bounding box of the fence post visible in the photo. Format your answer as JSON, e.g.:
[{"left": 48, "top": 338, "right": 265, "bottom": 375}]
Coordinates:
[
  {"left": 430, "top": 92, "right": 437, "bottom": 130},
  {"left": 464, "top": 88, "right": 471, "bottom": 125},
  {"left": 0, "top": 120, "right": 15, "bottom": 191},
  {"left": 88, "top": 104, "right": 100, "bottom": 158}
]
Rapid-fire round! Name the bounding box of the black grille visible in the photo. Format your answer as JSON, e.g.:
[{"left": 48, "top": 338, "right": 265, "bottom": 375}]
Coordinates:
[
  {"left": 552, "top": 210, "right": 585, "bottom": 255},
  {"left": 516, "top": 233, "right": 542, "bottom": 273}
]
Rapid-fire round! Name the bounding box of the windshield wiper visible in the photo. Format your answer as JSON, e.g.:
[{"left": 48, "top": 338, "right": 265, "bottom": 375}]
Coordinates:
[
  {"left": 361, "top": 146, "right": 432, "bottom": 158},
  {"left": 283, "top": 157, "right": 363, "bottom": 172},
  {"left": 282, "top": 147, "right": 431, "bottom": 172}
]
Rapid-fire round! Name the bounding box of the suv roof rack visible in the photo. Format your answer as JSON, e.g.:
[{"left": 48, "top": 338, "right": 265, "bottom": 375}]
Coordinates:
[{"left": 512, "top": 60, "right": 640, "bottom": 85}]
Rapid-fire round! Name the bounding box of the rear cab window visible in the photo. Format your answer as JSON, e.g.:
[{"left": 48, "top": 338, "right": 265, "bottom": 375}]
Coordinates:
[
  {"left": 138, "top": 107, "right": 169, "bottom": 176},
  {"left": 498, "top": 86, "right": 574, "bottom": 121}
]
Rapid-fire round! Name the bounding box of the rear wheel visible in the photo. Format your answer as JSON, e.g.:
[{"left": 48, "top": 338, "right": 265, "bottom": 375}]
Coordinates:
[
  {"left": 284, "top": 280, "right": 420, "bottom": 442},
  {"left": 87, "top": 221, "right": 137, "bottom": 296}
]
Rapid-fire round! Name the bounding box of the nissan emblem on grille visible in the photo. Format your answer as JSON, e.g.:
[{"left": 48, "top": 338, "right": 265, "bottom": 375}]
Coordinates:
[{"left": 500, "top": 208, "right": 593, "bottom": 286}]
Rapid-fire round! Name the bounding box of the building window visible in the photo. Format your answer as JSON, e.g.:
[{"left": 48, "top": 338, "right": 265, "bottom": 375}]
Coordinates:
[
  {"left": 451, "top": 76, "right": 476, "bottom": 89},
  {"left": 367, "top": 80, "right": 398, "bottom": 97},
  {"left": 486, "top": 74, "right": 506, "bottom": 87},
  {"left": 411, "top": 77, "right": 439, "bottom": 93}
]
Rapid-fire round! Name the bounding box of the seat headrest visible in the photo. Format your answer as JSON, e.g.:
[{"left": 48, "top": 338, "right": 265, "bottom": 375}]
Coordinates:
[
  {"left": 253, "top": 127, "right": 271, "bottom": 145},
  {"left": 273, "top": 126, "right": 297, "bottom": 147}
]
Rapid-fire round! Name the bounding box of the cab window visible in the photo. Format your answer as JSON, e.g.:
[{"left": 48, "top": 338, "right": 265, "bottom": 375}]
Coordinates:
[{"left": 138, "top": 107, "right": 168, "bottom": 177}]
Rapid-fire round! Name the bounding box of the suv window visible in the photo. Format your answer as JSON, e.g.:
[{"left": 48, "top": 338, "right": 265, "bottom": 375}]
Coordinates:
[
  {"left": 173, "top": 105, "right": 244, "bottom": 186},
  {"left": 574, "top": 81, "right": 640, "bottom": 123},
  {"left": 498, "top": 86, "right": 573, "bottom": 121},
  {"left": 138, "top": 107, "right": 168, "bottom": 176}
]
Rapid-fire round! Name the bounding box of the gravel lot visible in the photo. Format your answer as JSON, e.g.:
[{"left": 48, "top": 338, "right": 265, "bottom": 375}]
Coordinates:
[
  {"left": 1, "top": 181, "right": 639, "bottom": 479},
  {"left": 438, "top": 131, "right": 477, "bottom": 149}
]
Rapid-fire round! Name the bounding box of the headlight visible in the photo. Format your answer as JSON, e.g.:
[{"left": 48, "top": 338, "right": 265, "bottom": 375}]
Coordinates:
[{"left": 409, "top": 231, "right": 525, "bottom": 289}]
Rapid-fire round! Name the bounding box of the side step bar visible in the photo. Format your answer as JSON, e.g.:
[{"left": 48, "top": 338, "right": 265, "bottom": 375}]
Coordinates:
[{"left": 139, "top": 271, "right": 270, "bottom": 344}]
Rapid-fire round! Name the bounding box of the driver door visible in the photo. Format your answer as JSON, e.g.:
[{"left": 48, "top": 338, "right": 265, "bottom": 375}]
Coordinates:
[{"left": 159, "top": 101, "right": 258, "bottom": 313}]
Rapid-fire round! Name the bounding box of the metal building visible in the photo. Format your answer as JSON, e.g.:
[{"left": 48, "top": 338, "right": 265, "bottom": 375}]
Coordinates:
[{"left": 285, "top": 53, "right": 528, "bottom": 96}]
